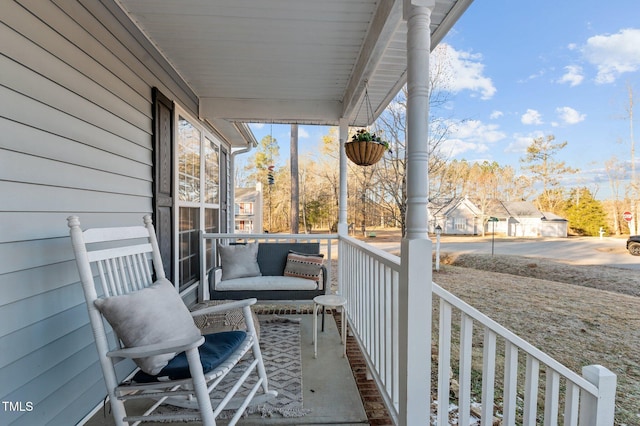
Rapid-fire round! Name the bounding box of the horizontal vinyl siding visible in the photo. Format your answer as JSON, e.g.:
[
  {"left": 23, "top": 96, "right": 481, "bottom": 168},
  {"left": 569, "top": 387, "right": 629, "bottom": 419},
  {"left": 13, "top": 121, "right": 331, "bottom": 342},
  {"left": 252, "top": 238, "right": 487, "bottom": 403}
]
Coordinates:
[{"left": 0, "top": 1, "right": 200, "bottom": 424}]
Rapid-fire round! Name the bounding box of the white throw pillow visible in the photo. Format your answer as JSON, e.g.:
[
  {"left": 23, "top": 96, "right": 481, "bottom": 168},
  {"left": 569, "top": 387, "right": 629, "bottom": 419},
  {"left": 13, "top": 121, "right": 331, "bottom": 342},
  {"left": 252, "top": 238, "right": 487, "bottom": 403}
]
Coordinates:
[
  {"left": 217, "top": 243, "right": 262, "bottom": 280},
  {"left": 94, "top": 278, "right": 201, "bottom": 375}
]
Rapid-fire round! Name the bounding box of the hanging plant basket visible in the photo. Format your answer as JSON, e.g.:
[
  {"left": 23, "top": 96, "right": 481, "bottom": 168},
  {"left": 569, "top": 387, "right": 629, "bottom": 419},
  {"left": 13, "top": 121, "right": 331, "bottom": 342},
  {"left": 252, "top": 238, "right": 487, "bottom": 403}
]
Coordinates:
[
  {"left": 345, "top": 128, "right": 390, "bottom": 166},
  {"left": 345, "top": 140, "right": 386, "bottom": 166}
]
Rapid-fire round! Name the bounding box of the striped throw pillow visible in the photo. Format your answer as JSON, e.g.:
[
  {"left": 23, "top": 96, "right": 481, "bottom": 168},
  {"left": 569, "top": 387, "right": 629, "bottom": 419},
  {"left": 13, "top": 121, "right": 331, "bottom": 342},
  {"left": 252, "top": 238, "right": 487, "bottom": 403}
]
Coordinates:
[{"left": 283, "top": 251, "right": 324, "bottom": 281}]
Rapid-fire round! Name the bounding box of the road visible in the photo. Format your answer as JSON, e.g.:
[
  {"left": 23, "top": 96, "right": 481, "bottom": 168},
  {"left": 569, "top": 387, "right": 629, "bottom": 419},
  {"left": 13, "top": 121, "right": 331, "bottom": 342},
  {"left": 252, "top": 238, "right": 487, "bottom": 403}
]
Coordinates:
[{"left": 368, "top": 236, "right": 640, "bottom": 271}]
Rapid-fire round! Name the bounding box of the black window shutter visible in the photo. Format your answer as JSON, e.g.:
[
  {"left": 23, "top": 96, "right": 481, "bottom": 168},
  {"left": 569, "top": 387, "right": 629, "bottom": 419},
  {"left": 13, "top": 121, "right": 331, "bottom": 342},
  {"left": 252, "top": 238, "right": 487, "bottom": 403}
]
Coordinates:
[{"left": 152, "top": 88, "right": 174, "bottom": 281}]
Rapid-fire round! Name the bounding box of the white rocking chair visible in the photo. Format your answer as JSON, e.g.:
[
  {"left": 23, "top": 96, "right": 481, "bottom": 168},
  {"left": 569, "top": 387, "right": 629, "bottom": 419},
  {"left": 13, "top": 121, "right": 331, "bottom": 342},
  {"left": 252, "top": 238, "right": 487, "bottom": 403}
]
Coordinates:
[{"left": 68, "top": 215, "right": 276, "bottom": 426}]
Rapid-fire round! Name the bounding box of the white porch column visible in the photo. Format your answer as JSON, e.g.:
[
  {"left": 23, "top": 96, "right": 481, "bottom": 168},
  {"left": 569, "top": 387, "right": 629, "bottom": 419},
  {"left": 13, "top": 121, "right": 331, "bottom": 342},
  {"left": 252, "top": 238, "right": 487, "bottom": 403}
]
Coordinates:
[
  {"left": 338, "top": 117, "right": 349, "bottom": 236},
  {"left": 399, "top": 1, "right": 434, "bottom": 425}
]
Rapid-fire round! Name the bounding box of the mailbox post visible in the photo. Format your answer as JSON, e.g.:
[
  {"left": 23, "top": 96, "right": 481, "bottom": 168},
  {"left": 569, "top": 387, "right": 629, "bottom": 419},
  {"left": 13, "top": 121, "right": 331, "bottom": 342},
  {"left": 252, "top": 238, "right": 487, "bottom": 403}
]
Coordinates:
[{"left": 488, "top": 217, "right": 499, "bottom": 256}]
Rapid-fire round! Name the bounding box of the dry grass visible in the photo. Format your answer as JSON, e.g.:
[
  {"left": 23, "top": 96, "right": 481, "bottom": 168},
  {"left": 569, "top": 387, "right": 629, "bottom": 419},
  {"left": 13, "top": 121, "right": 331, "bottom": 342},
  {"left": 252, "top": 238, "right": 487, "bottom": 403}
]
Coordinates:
[{"left": 436, "top": 253, "right": 640, "bottom": 425}]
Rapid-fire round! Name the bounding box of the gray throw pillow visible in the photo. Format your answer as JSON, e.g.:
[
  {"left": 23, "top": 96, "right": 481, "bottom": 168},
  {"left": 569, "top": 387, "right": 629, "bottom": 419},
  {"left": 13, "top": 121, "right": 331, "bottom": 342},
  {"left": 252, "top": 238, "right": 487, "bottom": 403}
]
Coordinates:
[
  {"left": 218, "top": 243, "right": 262, "bottom": 280},
  {"left": 283, "top": 251, "right": 324, "bottom": 281},
  {"left": 94, "top": 278, "right": 201, "bottom": 375}
]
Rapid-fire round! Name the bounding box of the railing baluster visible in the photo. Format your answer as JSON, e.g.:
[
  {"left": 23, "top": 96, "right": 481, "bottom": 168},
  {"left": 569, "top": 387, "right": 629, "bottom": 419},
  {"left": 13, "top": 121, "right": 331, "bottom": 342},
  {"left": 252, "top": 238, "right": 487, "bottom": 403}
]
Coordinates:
[
  {"left": 503, "top": 341, "right": 519, "bottom": 425},
  {"left": 458, "top": 313, "right": 473, "bottom": 426},
  {"left": 563, "top": 382, "right": 579, "bottom": 426},
  {"left": 392, "top": 268, "right": 399, "bottom": 412},
  {"left": 374, "top": 261, "right": 380, "bottom": 378},
  {"left": 523, "top": 355, "right": 540, "bottom": 426},
  {"left": 481, "top": 327, "right": 496, "bottom": 426},
  {"left": 544, "top": 367, "right": 560, "bottom": 426},
  {"left": 384, "top": 265, "right": 392, "bottom": 393},
  {"left": 437, "top": 299, "right": 452, "bottom": 426}
]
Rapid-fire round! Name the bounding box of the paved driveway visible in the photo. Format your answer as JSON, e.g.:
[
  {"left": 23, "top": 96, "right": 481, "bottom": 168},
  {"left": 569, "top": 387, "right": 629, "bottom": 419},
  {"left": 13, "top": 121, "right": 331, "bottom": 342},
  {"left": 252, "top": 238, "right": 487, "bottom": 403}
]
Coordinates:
[
  {"left": 437, "top": 236, "right": 640, "bottom": 271},
  {"left": 367, "top": 236, "right": 640, "bottom": 271}
]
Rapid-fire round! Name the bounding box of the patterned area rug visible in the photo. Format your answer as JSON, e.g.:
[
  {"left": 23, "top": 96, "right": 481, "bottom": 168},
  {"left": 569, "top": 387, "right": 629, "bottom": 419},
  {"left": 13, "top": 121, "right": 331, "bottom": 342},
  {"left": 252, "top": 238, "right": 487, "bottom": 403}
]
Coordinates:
[
  {"left": 230, "top": 315, "right": 310, "bottom": 418},
  {"left": 157, "top": 315, "right": 309, "bottom": 419}
]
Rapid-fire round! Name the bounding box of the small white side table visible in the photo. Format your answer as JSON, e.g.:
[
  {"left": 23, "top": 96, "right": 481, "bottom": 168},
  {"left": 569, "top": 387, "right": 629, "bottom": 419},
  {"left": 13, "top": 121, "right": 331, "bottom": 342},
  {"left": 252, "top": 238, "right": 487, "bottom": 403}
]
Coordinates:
[{"left": 313, "top": 294, "right": 347, "bottom": 359}]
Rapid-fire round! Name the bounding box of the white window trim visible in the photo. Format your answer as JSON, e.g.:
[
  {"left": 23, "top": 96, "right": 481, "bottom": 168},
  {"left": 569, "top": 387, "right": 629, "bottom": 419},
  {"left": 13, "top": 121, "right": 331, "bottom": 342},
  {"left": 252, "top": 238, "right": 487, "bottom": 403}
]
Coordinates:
[{"left": 173, "top": 106, "right": 223, "bottom": 288}]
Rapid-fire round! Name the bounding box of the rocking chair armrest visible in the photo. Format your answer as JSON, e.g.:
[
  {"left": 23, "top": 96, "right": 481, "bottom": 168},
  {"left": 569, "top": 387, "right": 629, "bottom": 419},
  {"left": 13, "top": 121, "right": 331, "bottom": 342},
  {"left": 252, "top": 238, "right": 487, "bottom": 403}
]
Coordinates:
[
  {"left": 190, "top": 298, "right": 257, "bottom": 318},
  {"left": 106, "top": 335, "right": 204, "bottom": 359}
]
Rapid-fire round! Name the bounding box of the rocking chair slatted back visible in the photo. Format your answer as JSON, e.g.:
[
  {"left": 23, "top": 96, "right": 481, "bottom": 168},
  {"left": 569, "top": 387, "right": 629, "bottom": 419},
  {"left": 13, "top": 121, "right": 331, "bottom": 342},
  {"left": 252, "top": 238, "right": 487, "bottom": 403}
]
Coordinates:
[
  {"left": 93, "top": 250, "right": 153, "bottom": 297},
  {"left": 69, "top": 215, "right": 167, "bottom": 299}
]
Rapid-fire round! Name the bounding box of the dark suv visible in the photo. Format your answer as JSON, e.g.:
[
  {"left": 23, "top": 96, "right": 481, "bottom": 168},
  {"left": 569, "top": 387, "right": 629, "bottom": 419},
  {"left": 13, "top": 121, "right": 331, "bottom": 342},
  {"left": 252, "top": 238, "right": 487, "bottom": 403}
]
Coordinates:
[{"left": 628, "top": 235, "right": 640, "bottom": 256}]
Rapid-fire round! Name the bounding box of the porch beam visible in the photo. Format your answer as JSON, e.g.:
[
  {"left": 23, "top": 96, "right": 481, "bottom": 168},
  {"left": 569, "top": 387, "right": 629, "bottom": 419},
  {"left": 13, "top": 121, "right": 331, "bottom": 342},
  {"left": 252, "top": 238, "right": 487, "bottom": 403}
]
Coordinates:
[
  {"left": 341, "top": 0, "right": 400, "bottom": 121},
  {"left": 199, "top": 97, "right": 342, "bottom": 125},
  {"left": 398, "top": 2, "right": 434, "bottom": 426}
]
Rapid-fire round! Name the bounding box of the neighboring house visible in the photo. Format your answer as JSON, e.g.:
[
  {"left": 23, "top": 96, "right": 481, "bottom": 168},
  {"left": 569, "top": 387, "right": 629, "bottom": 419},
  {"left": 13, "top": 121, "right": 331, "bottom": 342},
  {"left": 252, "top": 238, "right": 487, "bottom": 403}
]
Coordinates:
[
  {"left": 541, "top": 211, "right": 569, "bottom": 237},
  {"left": 429, "top": 197, "right": 482, "bottom": 235},
  {"left": 234, "top": 185, "right": 263, "bottom": 234},
  {"left": 431, "top": 199, "right": 569, "bottom": 237},
  {"left": 502, "top": 201, "right": 544, "bottom": 237},
  {"left": 483, "top": 198, "right": 512, "bottom": 235},
  {"left": 487, "top": 200, "right": 568, "bottom": 238}
]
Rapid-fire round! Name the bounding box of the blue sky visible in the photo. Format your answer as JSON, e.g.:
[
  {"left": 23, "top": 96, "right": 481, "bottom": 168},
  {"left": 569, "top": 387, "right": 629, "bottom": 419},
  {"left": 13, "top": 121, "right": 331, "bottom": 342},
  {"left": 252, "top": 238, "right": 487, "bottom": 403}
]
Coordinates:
[{"left": 245, "top": 0, "right": 640, "bottom": 199}]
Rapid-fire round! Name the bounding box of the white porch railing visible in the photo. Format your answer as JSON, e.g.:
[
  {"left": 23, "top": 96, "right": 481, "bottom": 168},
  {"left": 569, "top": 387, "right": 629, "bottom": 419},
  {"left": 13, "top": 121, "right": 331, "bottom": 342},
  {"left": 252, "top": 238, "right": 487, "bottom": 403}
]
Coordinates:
[
  {"left": 200, "top": 233, "right": 616, "bottom": 425},
  {"left": 339, "top": 235, "right": 617, "bottom": 426}
]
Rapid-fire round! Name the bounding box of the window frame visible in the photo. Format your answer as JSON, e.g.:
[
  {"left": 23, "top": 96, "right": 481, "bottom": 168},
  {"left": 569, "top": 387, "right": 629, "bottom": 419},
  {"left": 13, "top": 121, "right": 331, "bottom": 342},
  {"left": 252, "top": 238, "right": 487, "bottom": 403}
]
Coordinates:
[{"left": 173, "top": 106, "right": 223, "bottom": 290}]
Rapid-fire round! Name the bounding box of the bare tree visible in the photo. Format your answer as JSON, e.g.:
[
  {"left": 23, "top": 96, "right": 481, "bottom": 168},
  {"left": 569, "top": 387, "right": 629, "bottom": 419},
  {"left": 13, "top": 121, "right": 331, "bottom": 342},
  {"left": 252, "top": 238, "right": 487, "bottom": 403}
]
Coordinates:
[
  {"left": 605, "top": 156, "right": 626, "bottom": 235},
  {"left": 625, "top": 83, "right": 637, "bottom": 235},
  {"left": 372, "top": 44, "right": 460, "bottom": 236}
]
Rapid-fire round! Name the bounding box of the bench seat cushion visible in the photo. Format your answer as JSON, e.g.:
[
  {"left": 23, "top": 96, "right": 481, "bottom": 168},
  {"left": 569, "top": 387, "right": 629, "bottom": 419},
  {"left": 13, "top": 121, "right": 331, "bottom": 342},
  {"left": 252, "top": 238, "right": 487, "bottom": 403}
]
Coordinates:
[{"left": 216, "top": 275, "right": 318, "bottom": 291}]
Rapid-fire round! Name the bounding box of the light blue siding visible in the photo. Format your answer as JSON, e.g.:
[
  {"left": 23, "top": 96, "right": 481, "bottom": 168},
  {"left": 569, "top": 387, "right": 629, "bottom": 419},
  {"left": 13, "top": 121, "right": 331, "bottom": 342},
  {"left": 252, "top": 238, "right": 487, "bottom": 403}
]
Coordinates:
[{"left": 0, "top": 1, "right": 203, "bottom": 424}]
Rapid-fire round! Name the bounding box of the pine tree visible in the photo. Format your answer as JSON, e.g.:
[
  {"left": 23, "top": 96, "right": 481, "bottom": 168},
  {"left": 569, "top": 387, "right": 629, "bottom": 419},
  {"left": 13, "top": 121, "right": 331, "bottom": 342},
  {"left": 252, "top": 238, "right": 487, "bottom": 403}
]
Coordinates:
[
  {"left": 520, "top": 135, "right": 578, "bottom": 214},
  {"left": 564, "top": 187, "right": 607, "bottom": 236}
]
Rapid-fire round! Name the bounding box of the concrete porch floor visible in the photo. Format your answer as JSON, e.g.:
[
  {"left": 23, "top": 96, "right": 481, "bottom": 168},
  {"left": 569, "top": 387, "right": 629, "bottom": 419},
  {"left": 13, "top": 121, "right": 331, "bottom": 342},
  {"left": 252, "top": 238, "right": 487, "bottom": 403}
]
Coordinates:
[{"left": 84, "top": 313, "right": 368, "bottom": 426}]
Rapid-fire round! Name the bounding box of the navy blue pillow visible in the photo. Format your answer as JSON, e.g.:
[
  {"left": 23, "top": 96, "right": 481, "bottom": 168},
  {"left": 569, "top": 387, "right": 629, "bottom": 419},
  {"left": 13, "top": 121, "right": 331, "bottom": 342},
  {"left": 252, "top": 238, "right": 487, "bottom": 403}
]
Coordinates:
[{"left": 132, "top": 330, "right": 247, "bottom": 383}]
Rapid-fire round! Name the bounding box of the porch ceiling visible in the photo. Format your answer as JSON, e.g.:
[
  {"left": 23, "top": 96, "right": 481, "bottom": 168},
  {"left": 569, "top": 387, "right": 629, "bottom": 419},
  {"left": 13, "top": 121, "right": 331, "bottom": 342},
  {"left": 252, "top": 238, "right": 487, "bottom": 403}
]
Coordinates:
[{"left": 115, "top": 0, "right": 472, "bottom": 143}]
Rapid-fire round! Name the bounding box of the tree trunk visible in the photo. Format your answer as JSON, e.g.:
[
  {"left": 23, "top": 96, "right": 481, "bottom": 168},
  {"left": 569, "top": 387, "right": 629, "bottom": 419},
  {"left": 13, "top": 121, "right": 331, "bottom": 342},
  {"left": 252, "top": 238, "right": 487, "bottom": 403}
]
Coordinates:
[{"left": 290, "top": 124, "right": 300, "bottom": 233}]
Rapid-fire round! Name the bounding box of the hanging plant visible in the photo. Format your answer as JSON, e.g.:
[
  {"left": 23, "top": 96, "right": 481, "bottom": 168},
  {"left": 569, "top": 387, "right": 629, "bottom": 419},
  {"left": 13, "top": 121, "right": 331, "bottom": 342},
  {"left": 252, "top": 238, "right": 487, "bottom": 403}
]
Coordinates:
[
  {"left": 346, "top": 80, "right": 392, "bottom": 166},
  {"left": 345, "top": 129, "right": 392, "bottom": 166}
]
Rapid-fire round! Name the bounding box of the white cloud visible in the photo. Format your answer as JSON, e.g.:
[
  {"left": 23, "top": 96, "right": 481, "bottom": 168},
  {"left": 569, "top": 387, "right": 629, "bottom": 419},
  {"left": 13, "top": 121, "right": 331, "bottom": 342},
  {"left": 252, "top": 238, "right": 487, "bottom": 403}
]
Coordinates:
[
  {"left": 556, "top": 106, "right": 586, "bottom": 125},
  {"left": 505, "top": 131, "right": 545, "bottom": 154},
  {"left": 251, "top": 123, "right": 265, "bottom": 129},
  {"left": 582, "top": 28, "right": 640, "bottom": 84},
  {"left": 432, "top": 43, "right": 497, "bottom": 100},
  {"left": 567, "top": 43, "right": 578, "bottom": 50},
  {"left": 441, "top": 139, "right": 486, "bottom": 157},
  {"left": 521, "top": 109, "right": 543, "bottom": 125},
  {"left": 490, "top": 110, "right": 503, "bottom": 119},
  {"left": 442, "top": 119, "right": 506, "bottom": 157},
  {"left": 558, "top": 65, "right": 584, "bottom": 86},
  {"left": 525, "top": 69, "right": 546, "bottom": 81}
]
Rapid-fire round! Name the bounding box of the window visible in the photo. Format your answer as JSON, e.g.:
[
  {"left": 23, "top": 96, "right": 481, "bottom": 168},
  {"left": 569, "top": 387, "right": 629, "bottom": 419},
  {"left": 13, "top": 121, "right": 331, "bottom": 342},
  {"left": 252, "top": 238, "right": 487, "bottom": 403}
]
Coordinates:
[
  {"left": 454, "top": 217, "right": 466, "bottom": 231},
  {"left": 178, "top": 118, "right": 200, "bottom": 202},
  {"left": 176, "top": 112, "right": 222, "bottom": 290},
  {"left": 236, "top": 202, "right": 253, "bottom": 215},
  {"left": 235, "top": 219, "right": 253, "bottom": 233}
]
